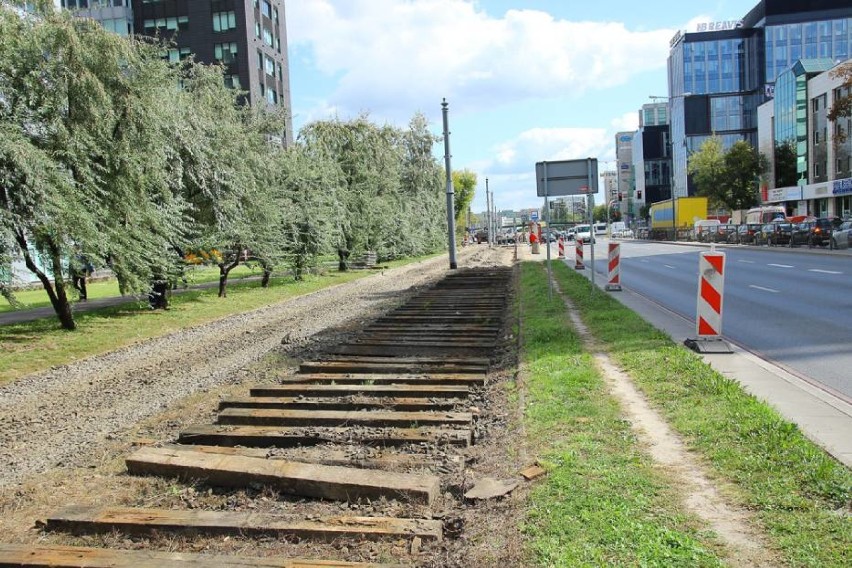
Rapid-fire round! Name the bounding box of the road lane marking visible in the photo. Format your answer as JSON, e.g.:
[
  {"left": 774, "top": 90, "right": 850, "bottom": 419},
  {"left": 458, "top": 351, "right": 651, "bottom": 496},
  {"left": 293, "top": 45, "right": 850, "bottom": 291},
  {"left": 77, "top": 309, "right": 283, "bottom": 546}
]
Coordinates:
[
  {"left": 767, "top": 263, "right": 793, "bottom": 268},
  {"left": 808, "top": 269, "right": 842, "bottom": 274},
  {"left": 738, "top": 260, "right": 755, "bottom": 264},
  {"left": 749, "top": 285, "right": 779, "bottom": 293},
  {"left": 664, "top": 264, "right": 675, "bottom": 269}
]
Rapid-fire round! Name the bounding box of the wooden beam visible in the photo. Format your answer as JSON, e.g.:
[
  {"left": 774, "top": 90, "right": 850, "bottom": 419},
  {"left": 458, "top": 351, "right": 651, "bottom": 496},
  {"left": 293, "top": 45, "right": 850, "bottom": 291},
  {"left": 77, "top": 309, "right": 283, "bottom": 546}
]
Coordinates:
[
  {"left": 0, "top": 544, "right": 399, "bottom": 567},
  {"left": 249, "top": 384, "right": 469, "bottom": 398},
  {"left": 219, "top": 396, "right": 463, "bottom": 412},
  {"left": 216, "top": 408, "right": 472, "bottom": 428},
  {"left": 125, "top": 446, "right": 440, "bottom": 505},
  {"left": 45, "top": 506, "right": 442, "bottom": 542}
]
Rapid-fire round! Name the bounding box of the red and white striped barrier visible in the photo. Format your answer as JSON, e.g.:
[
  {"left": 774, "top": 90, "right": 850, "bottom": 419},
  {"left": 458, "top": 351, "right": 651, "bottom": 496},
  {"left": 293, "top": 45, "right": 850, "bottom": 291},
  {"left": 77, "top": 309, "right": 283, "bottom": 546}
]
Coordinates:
[
  {"left": 574, "top": 239, "right": 584, "bottom": 270},
  {"left": 557, "top": 237, "right": 565, "bottom": 258},
  {"left": 696, "top": 251, "right": 725, "bottom": 338},
  {"left": 605, "top": 242, "right": 622, "bottom": 291}
]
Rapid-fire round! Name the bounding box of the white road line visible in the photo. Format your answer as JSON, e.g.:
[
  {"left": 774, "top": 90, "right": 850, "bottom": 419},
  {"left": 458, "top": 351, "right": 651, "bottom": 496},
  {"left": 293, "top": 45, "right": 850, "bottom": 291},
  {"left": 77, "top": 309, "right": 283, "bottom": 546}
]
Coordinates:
[
  {"left": 767, "top": 263, "right": 794, "bottom": 268},
  {"left": 750, "top": 284, "right": 779, "bottom": 293},
  {"left": 738, "top": 259, "right": 755, "bottom": 264},
  {"left": 808, "top": 269, "right": 842, "bottom": 275},
  {"left": 664, "top": 264, "right": 675, "bottom": 269}
]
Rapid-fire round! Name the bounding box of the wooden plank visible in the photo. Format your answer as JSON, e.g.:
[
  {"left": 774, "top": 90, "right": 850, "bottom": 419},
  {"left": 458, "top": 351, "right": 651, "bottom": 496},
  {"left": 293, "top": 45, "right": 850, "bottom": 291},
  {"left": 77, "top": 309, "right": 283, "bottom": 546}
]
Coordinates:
[
  {"left": 330, "top": 345, "right": 492, "bottom": 358},
  {"left": 177, "top": 424, "right": 471, "bottom": 448},
  {"left": 286, "top": 373, "right": 485, "bottom": 386},
  {"left": 249, "top": 384, "right": 469, "bottom": 398},
  {"left": 298, "top": 361, "right": 487, "bottom": 375},
  {"left": 160, "top": 444, "right": 462, "bottom": 472},
  {"left": 46, "top": 506, "right": 442, "bottom": 542},
  {"left": 0, "top": 544, "right": 396, "bottom": 567},
  {"left": 313, "top": 355, "right": 491, "bottom": 366},
  {"left": 126, "top": 446, "right": 440, "bottom": 505},
  {"left": 216, "top": 408, "right": 472, "bottom": 428},
  {"left": 219, "top": 396, "right": 463, "bottom": 412}
]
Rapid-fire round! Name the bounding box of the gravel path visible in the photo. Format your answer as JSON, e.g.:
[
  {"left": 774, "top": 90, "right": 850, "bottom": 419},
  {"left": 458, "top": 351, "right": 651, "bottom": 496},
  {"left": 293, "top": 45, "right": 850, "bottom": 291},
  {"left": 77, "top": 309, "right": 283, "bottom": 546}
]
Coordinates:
[{"left": 0, "top": 246, "right": 513, "bottom": 487}]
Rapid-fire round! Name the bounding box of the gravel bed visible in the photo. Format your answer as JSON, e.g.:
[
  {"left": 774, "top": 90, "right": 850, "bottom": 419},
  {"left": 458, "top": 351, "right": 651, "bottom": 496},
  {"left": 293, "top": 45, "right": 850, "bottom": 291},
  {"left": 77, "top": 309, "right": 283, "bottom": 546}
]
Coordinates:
[{"left": 0, "top": 246, "right": 512, "bottom": 488}]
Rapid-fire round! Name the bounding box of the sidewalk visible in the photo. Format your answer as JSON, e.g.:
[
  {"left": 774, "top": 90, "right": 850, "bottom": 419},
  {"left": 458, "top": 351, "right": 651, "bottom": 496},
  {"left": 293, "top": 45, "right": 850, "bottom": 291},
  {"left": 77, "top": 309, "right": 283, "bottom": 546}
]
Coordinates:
[{"left": 520, "top": 240, "right": 852, "bottom": 468}]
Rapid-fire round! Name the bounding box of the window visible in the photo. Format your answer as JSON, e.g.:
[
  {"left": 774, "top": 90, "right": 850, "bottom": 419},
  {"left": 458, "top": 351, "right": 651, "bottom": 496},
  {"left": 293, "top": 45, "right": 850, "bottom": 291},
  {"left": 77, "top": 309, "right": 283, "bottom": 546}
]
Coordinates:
[
  {"left": 261, "top": 0, "right": 272, "bottom": 18},
  {"left": 212, "top": 11, "right": 236, "bottom": 32},
  {"left": 255, "top": 22, "right": 260, "bottom": 38},
  {"left": 266, "top": 87, "right": 277, "bottom": 105},
  {"left": 214, "top": 42, "right": 238, "bottom": 64},
  {"left": 256, "top": 49, "right": 263, "bottom": 70},
  {"left": 263, "top": 26, "right": 273, "bottom": 47},
  {"left": 264, "top": 54, "right": 275, "bottom": 76},
  {"left": 224, "top": 74, "right": 240, "bottom": 89},
  {"left": 144, "top": 16, "right": 188, "bottom": 33}
]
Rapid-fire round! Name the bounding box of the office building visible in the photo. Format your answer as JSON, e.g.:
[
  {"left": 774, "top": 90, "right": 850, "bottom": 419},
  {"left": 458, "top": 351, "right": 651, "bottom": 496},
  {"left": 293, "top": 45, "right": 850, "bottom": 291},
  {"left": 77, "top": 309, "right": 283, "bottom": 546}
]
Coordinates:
[
  {"left": 61, "top": 0, "right": 293, "bottom": 145},
  {"left": 667, "top": 0, "right": 852, "bottom": 197},
  {"left": 632, "top": 102, "right": 672, "bottom": 212},
  {"left": 615, "top": 131, "right": 634, "bottom": 220}
]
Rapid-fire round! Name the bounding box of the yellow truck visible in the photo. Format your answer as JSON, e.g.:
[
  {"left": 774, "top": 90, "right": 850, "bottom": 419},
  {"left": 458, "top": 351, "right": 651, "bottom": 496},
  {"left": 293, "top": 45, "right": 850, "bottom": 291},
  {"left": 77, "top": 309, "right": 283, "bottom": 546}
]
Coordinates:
[{"left": 648, "top": 197, "right": 708, "bottom": 239}]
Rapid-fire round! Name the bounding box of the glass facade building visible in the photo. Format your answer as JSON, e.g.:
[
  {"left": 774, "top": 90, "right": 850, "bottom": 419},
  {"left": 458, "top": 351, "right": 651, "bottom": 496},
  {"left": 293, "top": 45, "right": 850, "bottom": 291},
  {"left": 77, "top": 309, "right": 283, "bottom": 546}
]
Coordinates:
[{"left": 668, "top": 0, "right": 852, "bottom": 196}]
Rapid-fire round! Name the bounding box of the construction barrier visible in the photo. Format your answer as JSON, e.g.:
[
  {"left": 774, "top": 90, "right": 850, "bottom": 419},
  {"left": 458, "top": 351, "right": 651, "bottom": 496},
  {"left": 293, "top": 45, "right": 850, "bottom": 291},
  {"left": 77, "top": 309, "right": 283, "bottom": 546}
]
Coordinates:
[
  {"left": 557, "top": 237, "right": 565, "bottom": 258},
  {"left": 574, "top": 239, "right": 584, "bottom": 270},
  {"left": 696, "top": 251, "right": 726, "bottom": 338},
  {"left": 605, "top": 242, "right": 622, "bottom": 291}
]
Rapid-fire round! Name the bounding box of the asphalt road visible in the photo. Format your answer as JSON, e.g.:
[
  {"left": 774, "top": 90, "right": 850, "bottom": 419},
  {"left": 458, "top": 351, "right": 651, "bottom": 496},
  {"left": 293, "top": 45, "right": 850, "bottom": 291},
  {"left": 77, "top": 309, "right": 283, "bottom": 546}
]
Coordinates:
[{"left": 581, "top": 239, "right": 852, "bottom": 400}]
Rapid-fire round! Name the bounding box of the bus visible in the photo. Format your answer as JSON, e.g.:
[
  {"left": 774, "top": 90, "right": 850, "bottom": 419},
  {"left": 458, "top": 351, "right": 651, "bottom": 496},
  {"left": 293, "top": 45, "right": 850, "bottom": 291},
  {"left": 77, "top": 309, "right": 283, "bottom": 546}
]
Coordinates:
[{"left": 745, "top": 206, "right": 786, "bottom": 225}]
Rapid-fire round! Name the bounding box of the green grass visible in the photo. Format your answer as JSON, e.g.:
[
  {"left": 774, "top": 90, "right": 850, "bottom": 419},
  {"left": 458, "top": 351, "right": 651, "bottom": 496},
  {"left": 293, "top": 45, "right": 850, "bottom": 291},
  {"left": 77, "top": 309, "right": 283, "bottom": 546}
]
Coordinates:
[
  {"left": 545, "top": 260, "right": 851, "bottom": 567},
  {"left": 519, "top": 262, "right": 725, "bottom": 567},
  {"left": 0, "top": 264, "right": 262, "bottom": 312},
  {"left": 0, "top": 255, "right": 437, "bottom": 384}
]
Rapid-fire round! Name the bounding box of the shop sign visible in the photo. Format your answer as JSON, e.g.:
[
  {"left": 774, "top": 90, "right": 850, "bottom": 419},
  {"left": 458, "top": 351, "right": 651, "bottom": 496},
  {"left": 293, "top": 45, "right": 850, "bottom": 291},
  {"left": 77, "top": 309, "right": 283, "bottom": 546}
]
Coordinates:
[{"left": 832, "top": 178, "right": 852, "bottom": 195}]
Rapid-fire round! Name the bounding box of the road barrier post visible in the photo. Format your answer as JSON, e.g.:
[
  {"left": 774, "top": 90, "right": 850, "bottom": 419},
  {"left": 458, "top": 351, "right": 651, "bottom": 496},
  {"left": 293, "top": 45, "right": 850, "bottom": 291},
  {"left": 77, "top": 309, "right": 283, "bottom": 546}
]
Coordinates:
[
  {"left": 557, "top": 237, "right": 565, "bottom": 258},
  {"left": 684, "top": 248, "right": 732, "bottom": 353},
  {"left": 574, "top": 239, "right": 585, "bottom": 270},
  {"left": 605, "top": 242, "right": 622, "bottom": 291}
]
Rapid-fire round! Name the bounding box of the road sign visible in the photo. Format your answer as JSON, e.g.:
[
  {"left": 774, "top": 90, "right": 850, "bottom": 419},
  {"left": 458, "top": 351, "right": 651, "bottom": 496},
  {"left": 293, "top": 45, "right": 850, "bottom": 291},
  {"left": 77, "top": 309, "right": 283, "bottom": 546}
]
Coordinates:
[
  {"left": 530, "top": 211, "right": 539, "bottom": 221},
  {"left": 535, "top": 159, "right": 599, "bottom": 197}
]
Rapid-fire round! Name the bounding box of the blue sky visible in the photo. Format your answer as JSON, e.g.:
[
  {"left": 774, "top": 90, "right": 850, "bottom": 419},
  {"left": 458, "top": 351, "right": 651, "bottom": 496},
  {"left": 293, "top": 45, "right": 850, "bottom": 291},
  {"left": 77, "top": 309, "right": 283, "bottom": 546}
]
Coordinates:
[{"left": 286, "top": 0, "right": 758, "bottom": 213}]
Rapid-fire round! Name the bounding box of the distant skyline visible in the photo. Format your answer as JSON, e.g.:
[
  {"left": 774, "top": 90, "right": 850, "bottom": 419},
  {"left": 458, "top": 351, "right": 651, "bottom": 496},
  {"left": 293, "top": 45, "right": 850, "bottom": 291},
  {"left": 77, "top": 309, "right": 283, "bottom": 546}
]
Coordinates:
[{"left": 286, "top": 0, "right": 760, "bottom": 212}]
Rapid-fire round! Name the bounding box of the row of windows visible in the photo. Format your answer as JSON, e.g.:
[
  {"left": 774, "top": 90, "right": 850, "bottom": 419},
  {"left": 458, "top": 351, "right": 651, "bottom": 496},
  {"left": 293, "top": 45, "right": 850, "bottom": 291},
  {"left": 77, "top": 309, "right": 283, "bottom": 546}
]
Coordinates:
[
  {"left": 213, "top": 11, "right": 236, "bottom": 33},
  {"left": 100, "top": 17, "right": 131, "bottom": 36},
  {"left": 256, "top": 48, "right": 284, "bottom": 80},
  {"left": 62, "top": 0, "right": 126, "bottom": 8},
  {"left": 143, "top": 16, "right": 188, "bottom": 32},
  {"left": 764, "top": 18, "right": 852, "bottom": 82}
]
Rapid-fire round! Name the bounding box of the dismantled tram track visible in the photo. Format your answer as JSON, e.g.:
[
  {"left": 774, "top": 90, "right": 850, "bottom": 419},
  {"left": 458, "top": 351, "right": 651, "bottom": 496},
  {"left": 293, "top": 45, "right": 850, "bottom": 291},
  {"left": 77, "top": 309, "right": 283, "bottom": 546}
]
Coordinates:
[{"left": 1, "top": 267, "right": 514, "bottom": 567}]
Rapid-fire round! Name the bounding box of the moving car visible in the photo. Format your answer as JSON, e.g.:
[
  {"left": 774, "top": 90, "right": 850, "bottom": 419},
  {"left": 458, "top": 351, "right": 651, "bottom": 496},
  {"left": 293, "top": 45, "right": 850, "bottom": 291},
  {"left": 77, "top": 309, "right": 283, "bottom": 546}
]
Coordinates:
[
  {"left": 830, "top": 220, "right": 852, "bottom": 249},
  {"left": 574, "top": 224, "right": 595, "bottom": 243}
]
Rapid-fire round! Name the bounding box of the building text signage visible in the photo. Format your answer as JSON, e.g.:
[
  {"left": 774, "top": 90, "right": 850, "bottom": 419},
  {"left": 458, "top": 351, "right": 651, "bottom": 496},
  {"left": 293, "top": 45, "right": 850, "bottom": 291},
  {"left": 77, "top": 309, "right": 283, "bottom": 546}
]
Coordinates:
[
  {"left": 696, "top": 20, "right": 743, "bottom": 32},
  {"left": 833, "top": 178, "right": 852, "bottom": 195}
]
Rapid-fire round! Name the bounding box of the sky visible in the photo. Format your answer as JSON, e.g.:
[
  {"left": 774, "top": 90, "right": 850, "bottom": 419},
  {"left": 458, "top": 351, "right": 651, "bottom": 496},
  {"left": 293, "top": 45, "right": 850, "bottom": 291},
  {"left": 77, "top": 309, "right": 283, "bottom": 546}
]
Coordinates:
[{"left": 287, "top": 0, "right": 758, "bottom": 214}]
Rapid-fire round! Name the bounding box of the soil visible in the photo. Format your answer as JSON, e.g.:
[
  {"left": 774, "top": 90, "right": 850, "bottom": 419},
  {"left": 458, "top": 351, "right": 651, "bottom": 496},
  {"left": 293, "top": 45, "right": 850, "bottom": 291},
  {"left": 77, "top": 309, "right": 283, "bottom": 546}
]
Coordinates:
[{"left": 0, "top": 245, "right": 530, "bottom": 567}]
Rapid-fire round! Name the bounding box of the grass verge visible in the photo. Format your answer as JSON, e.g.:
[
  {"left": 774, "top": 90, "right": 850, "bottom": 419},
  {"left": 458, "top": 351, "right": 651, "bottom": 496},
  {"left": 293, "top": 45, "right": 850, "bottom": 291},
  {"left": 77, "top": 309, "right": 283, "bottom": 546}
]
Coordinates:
[
  {"left": 546, "top": 260, "right": 851, "bottom": 567},
  {"left": 518, "top": 262, "right": 726, "bottom": 566},
  {"left": 0, "top": 256, "right": 436, "bottom": 385}
]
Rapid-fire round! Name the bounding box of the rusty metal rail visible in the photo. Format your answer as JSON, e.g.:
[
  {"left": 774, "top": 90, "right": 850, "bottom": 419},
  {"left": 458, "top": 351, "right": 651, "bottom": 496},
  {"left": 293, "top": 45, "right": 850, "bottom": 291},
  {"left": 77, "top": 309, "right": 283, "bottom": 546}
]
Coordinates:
[{"left": 14, "top": 267, "right": 513, "bottom": 567}]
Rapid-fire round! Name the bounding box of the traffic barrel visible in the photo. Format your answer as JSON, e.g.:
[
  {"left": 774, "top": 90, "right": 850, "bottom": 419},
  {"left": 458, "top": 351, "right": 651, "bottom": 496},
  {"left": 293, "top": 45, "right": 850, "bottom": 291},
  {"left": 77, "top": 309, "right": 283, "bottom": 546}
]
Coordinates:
[
  {"left": 696, "top": 251, "right": 726, "bottom": 338},
  {"left": 605, "top": 242, "right": 622, "bottom": 291},
  {"left": 557, "top": 237, "right": 565, "bottom": 258},
  {"left": 574, "top": 239, "right": 585, "bottom": 270}
]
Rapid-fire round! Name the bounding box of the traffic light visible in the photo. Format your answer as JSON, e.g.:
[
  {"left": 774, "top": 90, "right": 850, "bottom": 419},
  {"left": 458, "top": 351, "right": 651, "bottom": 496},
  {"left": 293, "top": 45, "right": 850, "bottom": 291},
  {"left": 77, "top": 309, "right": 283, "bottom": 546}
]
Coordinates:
[
  {"left": 618, "top": 193, "right": 623, "bottom": 201},
  {"left": 636, "top": 191, "right": 642, "bottom": 200}
]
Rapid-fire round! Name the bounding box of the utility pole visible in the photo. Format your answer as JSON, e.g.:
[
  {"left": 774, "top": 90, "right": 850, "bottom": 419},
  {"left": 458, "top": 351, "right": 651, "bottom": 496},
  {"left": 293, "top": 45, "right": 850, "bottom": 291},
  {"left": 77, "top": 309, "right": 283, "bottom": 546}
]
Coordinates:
[
  {"left": 441, "top": 99, "right": 458, "bottom": 269},
  {"left": 486, "top": 178, "right": 492, "bottom": 246}
]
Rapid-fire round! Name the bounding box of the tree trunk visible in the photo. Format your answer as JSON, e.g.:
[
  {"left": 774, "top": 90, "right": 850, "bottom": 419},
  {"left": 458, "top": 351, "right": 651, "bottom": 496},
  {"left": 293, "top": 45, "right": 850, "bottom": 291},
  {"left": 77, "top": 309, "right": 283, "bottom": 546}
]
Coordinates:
[
  {"left": 261, "top": 267, "right": 271, "bottom": 288},
  {"left": 15, "top": 231, "right": 76, "bottom": 330},
  {"left": 218, "top": 254, "right": 241, "bottom": 298},
  {"left": 337, "top": 248, "right": 350, "bottom": 272}
]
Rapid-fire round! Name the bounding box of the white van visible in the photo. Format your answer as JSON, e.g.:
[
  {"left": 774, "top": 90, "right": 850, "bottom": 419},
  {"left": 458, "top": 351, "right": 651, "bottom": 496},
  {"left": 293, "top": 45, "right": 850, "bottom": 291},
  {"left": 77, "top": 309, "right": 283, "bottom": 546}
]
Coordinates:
[
  {"left": 693, "top": 219, "right": 721, "bottom": 242},
  {"left": 574, "top": 224, "right": 595, "bottom": 242},
  {"left": 594, "top": 222, "right": 607, "bottom": 235}
]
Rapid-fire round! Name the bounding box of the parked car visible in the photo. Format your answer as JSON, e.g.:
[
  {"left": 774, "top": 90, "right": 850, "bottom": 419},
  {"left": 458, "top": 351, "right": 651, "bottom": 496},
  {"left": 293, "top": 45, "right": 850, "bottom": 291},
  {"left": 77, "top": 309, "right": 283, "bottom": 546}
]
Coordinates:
[
  {"left": 756, "top": 221, "right": 793, "bottom": 246},
  {"left": 830, "top": 220, "right": 852, "bottom": 249},
  {"left": 574, "top": 224, "right": 595, "bottom": 243},
  {"left": 736, "top": 223, "right": 761, "bottom": 245},
  {"left": 807, "top": 217, "right": 843, "bottom": 247},
  {"left": 789, "top": 221, "right": 813, "bottom": 247}
]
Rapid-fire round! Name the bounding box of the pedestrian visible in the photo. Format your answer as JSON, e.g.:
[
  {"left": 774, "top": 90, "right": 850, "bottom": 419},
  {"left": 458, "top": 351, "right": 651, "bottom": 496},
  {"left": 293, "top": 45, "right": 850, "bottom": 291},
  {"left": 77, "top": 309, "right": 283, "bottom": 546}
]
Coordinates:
[{"left": 70, "top": 254, "right": 94, "bottom": 301}]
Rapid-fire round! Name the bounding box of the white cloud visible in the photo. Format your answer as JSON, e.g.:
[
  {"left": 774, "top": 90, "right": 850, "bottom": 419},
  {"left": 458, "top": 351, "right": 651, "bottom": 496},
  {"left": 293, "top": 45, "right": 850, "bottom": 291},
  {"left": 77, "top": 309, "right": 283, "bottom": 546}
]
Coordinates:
[
  {"left": 288, "top": 0, "right": 675, "bottom": 122},
  {"left": 610, "top": 111, "right": 639, "bottom": 133}
]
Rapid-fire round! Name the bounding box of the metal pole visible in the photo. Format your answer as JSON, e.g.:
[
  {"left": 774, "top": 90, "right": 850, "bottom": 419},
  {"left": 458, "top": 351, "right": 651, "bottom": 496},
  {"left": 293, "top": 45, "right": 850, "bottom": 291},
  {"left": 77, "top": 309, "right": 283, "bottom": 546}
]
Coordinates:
[
  {"left": 513, "top": 214, "right": 518, "bottom": 260},
  {"left": 544, "top": 162, "right": 552, "bottom": 300},
  {"left": 485, "top": 178, "right": 491, "bottom": 247},
  {"left": 588, "top": 158, "right": 595, "bottom": 289},
  {"left": 441, "top": 99, "right": 458, "bottom": 269}
]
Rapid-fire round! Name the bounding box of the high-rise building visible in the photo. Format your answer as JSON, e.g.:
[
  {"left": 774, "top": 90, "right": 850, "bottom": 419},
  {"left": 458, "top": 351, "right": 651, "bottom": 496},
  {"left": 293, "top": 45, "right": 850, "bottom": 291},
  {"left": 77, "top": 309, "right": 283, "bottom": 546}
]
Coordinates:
[
  {"left": 615, "top": 131, "right": 634, "bottom": 220},
  {"left": 667, "top": 0, "right": 852, "bottom": 197},
  {"left": 61, "top": 0, "right": 293, "bottom": 145},
  {"left": 632, "top": 103, "right": 672, "bottom": 211}
]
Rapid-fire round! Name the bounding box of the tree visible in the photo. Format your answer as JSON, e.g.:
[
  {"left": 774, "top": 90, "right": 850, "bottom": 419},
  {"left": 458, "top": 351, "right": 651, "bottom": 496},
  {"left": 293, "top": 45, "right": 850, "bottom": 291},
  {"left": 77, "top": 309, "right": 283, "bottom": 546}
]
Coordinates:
[
  {"left": 687, "top": 136, "right": 726, "bottom": 209},
  {"left": 0, "top": 9, "right": 190, "bottom": 329},
  {"left": 721, "top": 140, "right": 765, "bottom": 211},
  {"left": 452, "top": 169, "right": 476, "bottom": 228},
  {"left": 593, "top": 204, "right": 608, "bottom": 222},
  {"left": 774, "top": 139, "right": 798, "bottom": 188},
  {"left": 827, "top": 60, "right": 852, "bottom": 142}
]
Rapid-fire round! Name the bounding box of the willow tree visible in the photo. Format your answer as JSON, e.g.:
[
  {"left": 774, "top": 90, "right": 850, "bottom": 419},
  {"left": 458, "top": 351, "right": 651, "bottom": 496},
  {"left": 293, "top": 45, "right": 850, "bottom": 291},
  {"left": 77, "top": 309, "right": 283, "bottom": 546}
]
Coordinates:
[
  {"left": 298, "top": 116, "right": 402, "bottom": 269},
  {"left": 0, "top": 8, "right": 190, "bottom": 329}
]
